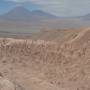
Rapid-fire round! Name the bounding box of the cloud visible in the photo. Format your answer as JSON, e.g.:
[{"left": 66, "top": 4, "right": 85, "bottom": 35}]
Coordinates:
[{"left": 4, "top": 0, "right": 90, "bottom": 16}]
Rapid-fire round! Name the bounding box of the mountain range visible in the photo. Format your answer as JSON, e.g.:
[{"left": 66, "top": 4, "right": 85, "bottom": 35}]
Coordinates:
[
  {"left": 1, "top": 6, "right": 90, "bottom": 34},
  {"left": 1, "top": 6, "right": 90, "bottom": 22},
  {"left": 0, "top": 6, "right": 57, "bottom": 22}
]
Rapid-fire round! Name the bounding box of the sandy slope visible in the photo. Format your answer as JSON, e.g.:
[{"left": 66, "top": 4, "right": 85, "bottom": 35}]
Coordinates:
[
  {"left": 0, "top": 28, "right": 90, "bottom": 90},
  {"left": 31, "top": 28, "right": 82, "bottom": 42}
]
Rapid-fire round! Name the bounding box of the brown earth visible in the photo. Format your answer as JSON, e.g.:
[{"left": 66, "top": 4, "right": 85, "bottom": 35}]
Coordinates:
[{"left": 0, "top": 28, "right": 90, "bottom": 90}]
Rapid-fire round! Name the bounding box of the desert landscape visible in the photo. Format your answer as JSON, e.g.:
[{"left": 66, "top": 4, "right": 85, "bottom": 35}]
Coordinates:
[
  {"left": 0, "top": 28, "right": 90, "bottom": 90},
  {"left": 0, "top": 0, "right": 90, "bottom": 90}
]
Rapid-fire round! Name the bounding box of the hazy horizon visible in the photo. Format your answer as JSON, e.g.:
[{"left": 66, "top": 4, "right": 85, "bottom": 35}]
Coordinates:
[
  {"left": 1, "top": 0, "right": 90, "bottom": 17},
  {"left": 0, "top": 0, "right": 90, "bottom": 34}
]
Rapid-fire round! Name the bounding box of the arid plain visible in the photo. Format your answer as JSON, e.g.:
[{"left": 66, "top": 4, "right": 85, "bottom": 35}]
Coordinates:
[{"left": 0, "top": 28, "right": 90, "bottom": 90}]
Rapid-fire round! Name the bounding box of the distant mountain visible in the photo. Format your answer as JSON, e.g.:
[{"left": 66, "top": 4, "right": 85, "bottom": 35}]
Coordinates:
[
  {"left": 0, "top": 6, "right": 57, "bottom": 22},
  {"left": 31, "top": 10, "right": 56, "bottom": 18},
  {"left": 79, "top": 13, "right": 90, "bottom": 20}
]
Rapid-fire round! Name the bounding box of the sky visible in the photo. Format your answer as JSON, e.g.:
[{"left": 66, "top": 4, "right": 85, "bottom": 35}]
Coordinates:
[{"left": 0, "top": 0, "right": 90, "bottom": 17}]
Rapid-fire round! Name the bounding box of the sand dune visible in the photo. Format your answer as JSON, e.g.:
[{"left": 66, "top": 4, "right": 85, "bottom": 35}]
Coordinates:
[{"left": 0, "top": 28, "right": 90, "bottom": 90}]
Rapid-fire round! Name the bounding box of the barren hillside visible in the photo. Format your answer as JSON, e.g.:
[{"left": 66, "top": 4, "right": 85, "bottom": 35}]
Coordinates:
[
  {"left": 0, "top": 28, "right": 90, "bottom": 90},
  {"left": 31, "top": 28, "right": 82, "bottom": 42}
]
